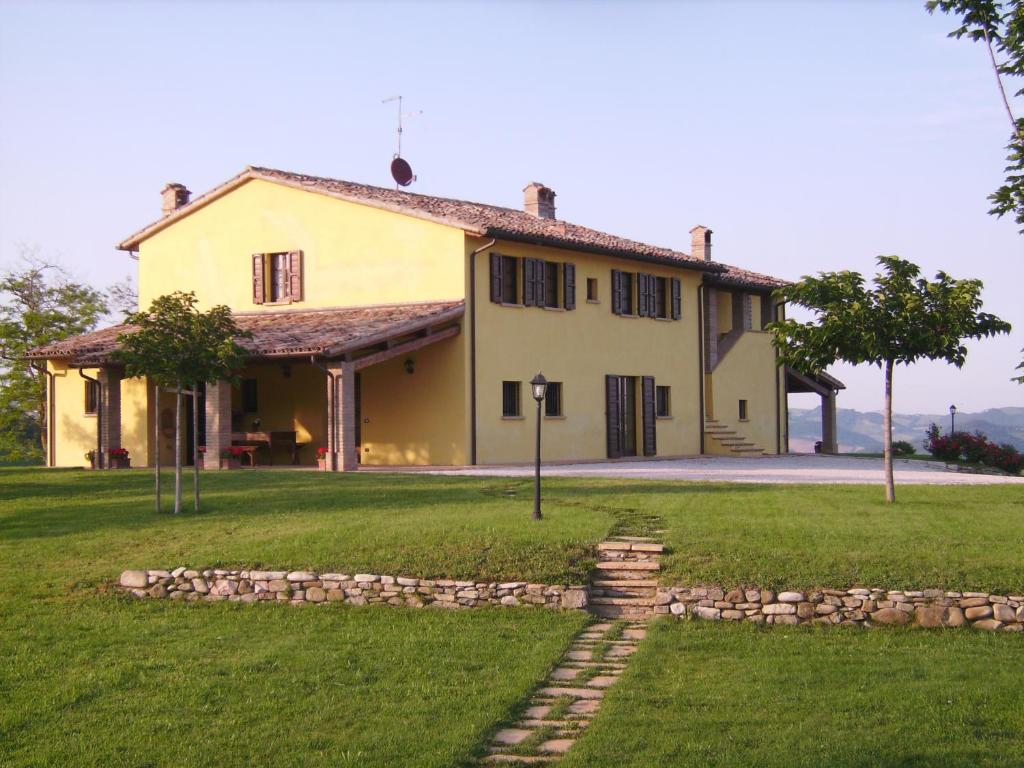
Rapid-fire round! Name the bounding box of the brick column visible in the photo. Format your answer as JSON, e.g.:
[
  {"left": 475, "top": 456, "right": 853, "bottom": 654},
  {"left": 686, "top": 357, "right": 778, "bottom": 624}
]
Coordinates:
[
  {"left": 98, "top": 368, "right": 123, "bottom": 463},
  {"left": 204, "top": 380, "right": 232, "bottom": 469},
  {"left": 327, "top": 362, "right": 358, "bottom": 471},
  {"left": 703, "top": 287, "right": 718, "bottom": 373},
  {"left": 822, "top": 391, "right": 838, "bottom": 455}
]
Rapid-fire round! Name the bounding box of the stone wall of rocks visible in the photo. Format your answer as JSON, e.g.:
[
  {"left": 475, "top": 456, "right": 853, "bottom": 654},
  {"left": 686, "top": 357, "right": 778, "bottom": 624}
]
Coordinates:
[
  {"left": 656, "top": 586, "right": 1024, "bottom": 632},
  {"left": 117, "top": 568, "right": 589, "bottom": 610}
]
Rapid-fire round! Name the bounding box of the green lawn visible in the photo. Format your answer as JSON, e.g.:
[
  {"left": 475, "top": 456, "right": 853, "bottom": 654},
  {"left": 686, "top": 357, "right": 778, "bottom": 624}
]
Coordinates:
[
  {"left": 563, "top": 619, "right": 1024, "bottom": 768},
  {"left": 2, "top": 468, "right": 1022, "bottom": 767}
]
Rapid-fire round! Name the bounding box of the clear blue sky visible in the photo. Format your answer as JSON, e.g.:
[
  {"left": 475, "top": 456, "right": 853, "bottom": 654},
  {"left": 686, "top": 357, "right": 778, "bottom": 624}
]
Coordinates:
[{"left": 1, "top": 0, "right": 1021, "bottom": 414}]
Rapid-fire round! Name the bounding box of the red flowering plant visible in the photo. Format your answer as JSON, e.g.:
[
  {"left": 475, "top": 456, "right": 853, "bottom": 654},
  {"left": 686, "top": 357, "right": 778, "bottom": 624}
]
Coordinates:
[
  {"left": 108, "top": 448, "right": 129, "bottom": 459},
  {"left": 316, "top": 447, "right": 329, "bottom": 458},
  {"left": 924, "top": 424, "right": 1023, "bottom": 475},
  {"left": 220, "top": 446, "right": 246, "bottom": 459},
  {"left": 197, "top": 446, "right": 207, "bottom": 454}
]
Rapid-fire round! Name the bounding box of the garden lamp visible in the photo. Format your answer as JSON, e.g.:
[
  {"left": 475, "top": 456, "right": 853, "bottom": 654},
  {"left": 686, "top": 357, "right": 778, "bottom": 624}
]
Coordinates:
[{"left": 530, "top": 373, "right": 548, "bottom": 520}]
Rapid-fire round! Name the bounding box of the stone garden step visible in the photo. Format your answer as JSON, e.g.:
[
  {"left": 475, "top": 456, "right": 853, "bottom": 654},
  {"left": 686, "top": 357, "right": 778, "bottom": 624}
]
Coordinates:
[
  {"left": 590, "top": 596, "right": 656, "bottom": 607},
  {"left": 589, "top": 604, "right": 655, "bottom": 619},
  {"left": 483, "top": 755, "right": 556, "bottom": 764},
  {"left": 595, "top": 561, "right": 660, "bottom": 571},
  {"left": 591, "top": 579, "right": 659, "bottom": 588}
]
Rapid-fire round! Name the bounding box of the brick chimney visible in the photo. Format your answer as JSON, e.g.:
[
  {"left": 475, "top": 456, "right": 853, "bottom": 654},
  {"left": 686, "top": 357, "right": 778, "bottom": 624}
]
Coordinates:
[
  {"left": 523, "top": 182, "right": 556, "bottom": 219},
  {"left": 161, "top": 183, "right": 191, "bottom": 216},
  {"left": 690, "top": 225, "right": 712, "bottom": 261}
]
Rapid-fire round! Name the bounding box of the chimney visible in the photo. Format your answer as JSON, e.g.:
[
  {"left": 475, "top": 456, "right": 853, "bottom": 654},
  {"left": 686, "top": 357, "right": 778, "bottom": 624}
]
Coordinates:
[
  {"left": 161, "top": 183, "right": 191, "bottom": 216},
  {"left": 523, "top": 182, "right": 556, "bottom": 219},
  {"left": 690, "top": 225, "right": 712, "bottom": 261}
]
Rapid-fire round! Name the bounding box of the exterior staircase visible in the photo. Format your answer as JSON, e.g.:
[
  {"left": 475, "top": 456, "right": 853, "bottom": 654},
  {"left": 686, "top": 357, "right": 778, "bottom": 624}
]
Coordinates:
[
  {"left": 589, "top": 538, "right": 664, "bottom": 620},
  {"left": 703, "top": 419, "right": 765, "bottom": 456}
]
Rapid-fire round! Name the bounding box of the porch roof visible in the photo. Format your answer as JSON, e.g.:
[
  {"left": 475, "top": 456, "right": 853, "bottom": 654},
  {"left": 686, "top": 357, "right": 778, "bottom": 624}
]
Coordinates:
[
  {"left": 786, "top": 366, "right": 846, "bottom": 395},
  {"left": 26, "top": 300, "right": 464, "bottom": 366}
]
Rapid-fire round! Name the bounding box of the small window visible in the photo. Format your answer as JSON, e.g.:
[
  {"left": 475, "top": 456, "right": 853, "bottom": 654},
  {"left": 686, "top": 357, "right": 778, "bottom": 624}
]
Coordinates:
[
  {"left": 545, "top": 382, "right": 563, "bottom": 417},
  {"left": 654, "top": 277, "right": 668, "bottom": 319},
  {"left": 502, "top": 256, "right": 519, "bottom": 304},
  {"left": 502, "top": 381, "right": 521, "bottom": 418},
  {"left": 84, "top": 379, "right": 98, "bottom": 415},
  {"left": 656, "top": 386, "right": 671, "bottom": 418},
  {"left": 739, "top": 399, "right": 748, "bottom": 421},
  {"left": 587, "top": 277, "right": 598, "bottom": 302},
  {"left": 254, "top": 251, "right": 303, "bottom": 305},
  {"left": 242, "top": 379, "right": 259, "bottom": 414},
  {"left": 544, "top": 261, "right": 560, "bottom": 308},
  {"left": 621, "top": 272, "right": 635, "bottom": 315}
]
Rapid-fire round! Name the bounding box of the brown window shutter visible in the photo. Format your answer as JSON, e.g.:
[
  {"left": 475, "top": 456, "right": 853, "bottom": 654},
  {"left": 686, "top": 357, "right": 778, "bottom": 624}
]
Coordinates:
[
  {"left": 606, "top": 374, "right": 622, "bottom": 458},
  {"left": 523, "top": 258, "right": 536, "bottom": 306},
  {"left": 490, "top": 252, "right": 503, "bottom": 303},
  {"left": 671, "top": 278, "right": 682, "bottom": 320},
  {"left": 637, "top": 273, "right": 650, "bottom": 317},
  {"left": 535, "top": 259, "right": 547, "bottom": 308},
  {"left": 288, "top": 251, "right": 303, "bottom": 302},
  {"left": 642, "top": 376, "right": 657, "bottom": 456},
  {"left": 564, "top": 263, "right": 576, "bottom": 310},
  {"left": 611, "top": 270, "right": 622, "bottom": 315},
  {"left": 252, "top": 254, "right": 265, "bottom": 304}
]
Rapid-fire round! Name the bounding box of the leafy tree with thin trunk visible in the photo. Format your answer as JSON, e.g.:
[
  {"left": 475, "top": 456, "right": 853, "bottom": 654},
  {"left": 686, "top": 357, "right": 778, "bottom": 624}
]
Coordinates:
[
  {"left": 116, "top": 292, "right": 249, "bottom": 514},
  {"left": 0, "top": 254, "right": 107, "bottom": 463},
  {"left": 769, "top": 256, "right": 1010, "bottom": 502}
]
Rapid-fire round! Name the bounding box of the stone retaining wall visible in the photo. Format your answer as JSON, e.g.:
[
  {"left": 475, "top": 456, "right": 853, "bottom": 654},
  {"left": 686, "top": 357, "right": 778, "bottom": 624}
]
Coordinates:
[
  {"left": 117, "top": 568, "right": 589, "bottom": 610},
  {"left": 656, "top": 586, "right": 1024, "bottom": 632}
]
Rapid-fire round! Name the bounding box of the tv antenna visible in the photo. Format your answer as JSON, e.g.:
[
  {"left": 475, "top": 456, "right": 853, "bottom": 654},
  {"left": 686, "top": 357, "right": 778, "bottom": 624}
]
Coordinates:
[{"left": 382, "top": 95, "right": 422, "bottom": 188}]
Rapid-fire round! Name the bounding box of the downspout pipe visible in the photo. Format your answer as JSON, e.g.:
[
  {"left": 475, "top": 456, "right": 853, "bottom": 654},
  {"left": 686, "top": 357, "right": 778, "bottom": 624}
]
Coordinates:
[
  {"left": 468, "top": 237, "right": 496, "bottom": 466},
  {"left": 34, "top": 363, "right": 56, "bottom": 467},
  {"left": 697, "top": 283, "right": 706, "bottom": 455},
  {"left": 79, "top": 368, "right": 102, "bottom": 469},
  {"left": 310, "top": 355, "right": 337, "bottom": 471}
]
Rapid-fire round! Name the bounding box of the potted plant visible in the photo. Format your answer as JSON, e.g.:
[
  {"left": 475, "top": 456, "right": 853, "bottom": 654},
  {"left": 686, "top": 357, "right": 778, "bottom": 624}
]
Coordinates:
[
  {"left": 220, "top": 446, "right": 245, "bottom": 470},
  {"left": 108, "top": 447, "right": 131, "bottom": 469},
  {"left": 316, "top": 447, "right": 329, "bottom": 471},
  {"left": 85, "top": 449, "right": 97, "bottom": 469}
]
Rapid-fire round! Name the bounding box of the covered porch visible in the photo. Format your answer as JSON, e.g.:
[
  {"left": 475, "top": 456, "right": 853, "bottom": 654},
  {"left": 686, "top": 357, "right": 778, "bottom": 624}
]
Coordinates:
[{"left": 785, "top": 367, "right": 846, "bottom": 454}]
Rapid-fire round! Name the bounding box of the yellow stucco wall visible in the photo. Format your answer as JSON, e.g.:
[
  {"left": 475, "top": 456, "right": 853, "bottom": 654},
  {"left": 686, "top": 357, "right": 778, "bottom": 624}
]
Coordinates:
[
  {"left": 707, "top": 330, "right": 782, "bottom": 454},
  {"left": 360, "top": 333, "right": 467, "bottom": 466},
  {"left": 137, "top": 178, "right": 466, "bottom": 311},
  {"left": 472, "top": 240, "right": 704, "bottom": 464}
]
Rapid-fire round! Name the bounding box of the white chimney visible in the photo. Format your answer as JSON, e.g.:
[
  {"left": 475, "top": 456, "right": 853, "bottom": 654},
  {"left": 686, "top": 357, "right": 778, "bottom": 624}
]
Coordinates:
[
  {"left": 161, "top": 183, "right": 191, "bottom": 216},
  {"left": 524, "top": 182, "right": 556, "bottom": 219}
]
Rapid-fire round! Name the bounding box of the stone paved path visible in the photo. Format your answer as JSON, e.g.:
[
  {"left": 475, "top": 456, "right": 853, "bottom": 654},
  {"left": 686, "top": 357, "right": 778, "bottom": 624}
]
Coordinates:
[{"left": 481, "top": 537, "right": 663, "bottom": 765}]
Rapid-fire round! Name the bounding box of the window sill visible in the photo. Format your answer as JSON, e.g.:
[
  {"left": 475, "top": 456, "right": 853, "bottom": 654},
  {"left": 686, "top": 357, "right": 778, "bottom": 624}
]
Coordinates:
[
  {"left": 501, "top": 415, "right": 525, "bottom": 421},
  {"left": 739, "top": 418, "right": 750, "bottom": 423},
  {"left": 586, "top": 299, "right": 600, "bottom": 304},
  {"left": 656, "top": 415, "right": 673, "bottom": 420},
  {"left": 541, "top": 306, "right": 565, "bottom": 312},
  {"left": 263, "top": 300, "right": 296, "bottom": 307},
  {"left": 500, "top": 302, "right": 525, "bottom": 308},
  {"left": 652, "top": 316, "right": 673, "bottom": 322},
  {"left": 84, "top": 412, "right": 97, "bottom": 418},
  {"left": 544, "top": 414, "right": 566, "bottom": 420}
]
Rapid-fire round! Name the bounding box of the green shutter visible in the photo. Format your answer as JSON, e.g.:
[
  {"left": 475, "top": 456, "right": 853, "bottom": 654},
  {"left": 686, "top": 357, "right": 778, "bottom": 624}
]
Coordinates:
[{"left": 564, "top": 263, "right": 576, "bottom": 310}]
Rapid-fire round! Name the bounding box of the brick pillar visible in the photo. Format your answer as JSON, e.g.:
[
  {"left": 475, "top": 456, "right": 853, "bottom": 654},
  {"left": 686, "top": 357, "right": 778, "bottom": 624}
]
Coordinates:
[
  {"left": 327, "top": 363, "right": 358, "bottom": 471},
  {"left": 742, "top": 294, "right": 753, "bottom": 331},
  {"left": 703, "top": 288, "right": 718, "bottom": 373},
  {"left": 822, "top": 391, "right": 838, "bottom": 455},
  {"left": 204, "top": 380, "right": 232, "bottom": 469},
  {"left": 98, "top": 368, "right": 123, "bottom": 463}
]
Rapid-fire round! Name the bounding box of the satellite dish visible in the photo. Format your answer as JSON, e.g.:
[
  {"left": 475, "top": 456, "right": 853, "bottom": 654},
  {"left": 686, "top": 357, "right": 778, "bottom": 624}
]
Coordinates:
[{"left": 391, "top": 156, "right": 414, "bottom": 187}]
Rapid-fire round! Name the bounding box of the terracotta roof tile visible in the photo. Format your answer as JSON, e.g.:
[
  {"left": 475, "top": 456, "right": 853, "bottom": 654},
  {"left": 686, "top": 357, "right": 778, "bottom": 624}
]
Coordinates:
[
  {"left": 708, "top": 265, "right": 790, "bottom": 291},
  {"left": 27, "top": 300, "right": 464, "bottom": 365}
]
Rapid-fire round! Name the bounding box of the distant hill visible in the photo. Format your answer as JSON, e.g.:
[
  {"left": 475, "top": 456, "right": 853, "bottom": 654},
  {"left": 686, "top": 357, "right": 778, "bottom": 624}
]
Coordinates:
[{"left": 789, "top": 406, "right": 1024, "bottom": 454}]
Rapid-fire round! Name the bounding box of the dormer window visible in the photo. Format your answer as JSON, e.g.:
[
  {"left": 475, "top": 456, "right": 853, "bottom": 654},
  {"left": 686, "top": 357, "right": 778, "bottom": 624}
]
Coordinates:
[{"left": 252, "top": 251, "right": 303, "bottom": 305}]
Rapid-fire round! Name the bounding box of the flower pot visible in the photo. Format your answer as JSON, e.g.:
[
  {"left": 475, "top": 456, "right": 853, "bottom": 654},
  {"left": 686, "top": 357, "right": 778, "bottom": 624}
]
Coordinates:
[
  {"left": 220, "top": 458, "right": 241, "bottom": 470},
  {"left": 109, "top": 457, "right": 131, "bottom": 469},
  {"left": 317, "top": 458, "right": 328, "bottom": 471}
]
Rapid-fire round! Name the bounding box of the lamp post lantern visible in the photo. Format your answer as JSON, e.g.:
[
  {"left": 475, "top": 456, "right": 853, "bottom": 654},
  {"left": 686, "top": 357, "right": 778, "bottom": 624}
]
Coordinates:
[
  {"left": 949, "top": 404, "right": 957, "bottom": 435},
  {"left": 530, "top": 373, "right": 548, "bottom": 521}
]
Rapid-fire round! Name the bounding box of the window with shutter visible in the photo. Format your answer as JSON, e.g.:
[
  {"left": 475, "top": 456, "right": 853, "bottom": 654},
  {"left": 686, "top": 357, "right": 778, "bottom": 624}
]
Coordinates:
[
  {"left": 654, "top": 277, "right": 668, "bottom": 318},
  {"left": 605, "top": 375, "right": 622, "bottom": 458},
  {"left": 502, "top": 256, "right": 518, "bottom": 304},
  {"left": 637, "top": 273, "right": 650, "bottom": 317},
  {"left": 620, "top": 272, "right": 635, "bottom": 315},
  {"left": 671, "top": 277, "right": 682, "bottom": 320},
  {"left": 269, "top": 253, "right": 290, "bottom": 302},
  {"left": 642, "top": 376, "right": 657, "bottom": 456},
  {"left": 523, "top": 259, "right": 537, "bottom": 306},
  {"left": 544, "top": 261, "right": 559, "bottom": 308},
  {"left": 84, "top": 379, "right": 98, "bottom": 415},
  {"left": 564, "top": 264, "right": 576, "bottom": 310},
  {"left": 611, "top": 270, "right": 623, "bottom": 315},
  {"left": 252, "top": 254, "right": 266, "bottom": 304},
  {"left": 288, "top": 251, "right": 303, "bottom": 302},
  {"left": 490, "top": 253, "right": 503, "bottom": 303}
]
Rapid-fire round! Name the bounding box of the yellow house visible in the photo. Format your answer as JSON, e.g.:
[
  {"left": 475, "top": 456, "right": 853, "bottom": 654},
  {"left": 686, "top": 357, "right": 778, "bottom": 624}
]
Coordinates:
[{"left": 28, "top": 167, "right": 843, "bottom": 470}]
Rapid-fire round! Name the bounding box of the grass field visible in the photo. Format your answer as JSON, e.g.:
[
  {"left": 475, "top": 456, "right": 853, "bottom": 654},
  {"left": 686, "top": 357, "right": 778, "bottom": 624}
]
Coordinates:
[
  {"left": 2, "top": 468, "right": 1021, "bottom": 766},
  {"left": 563, "top": 620, "right": 1024, "bottom": 768}
]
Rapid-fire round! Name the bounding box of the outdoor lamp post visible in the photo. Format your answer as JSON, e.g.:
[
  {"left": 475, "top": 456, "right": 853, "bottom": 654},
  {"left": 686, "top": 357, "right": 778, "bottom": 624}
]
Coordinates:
[
  {"left": 949, "top": 404, "right": 957, "bottom": 434},
  {"left": 530, "top": 373, "right": 548, "bottom": 521}
]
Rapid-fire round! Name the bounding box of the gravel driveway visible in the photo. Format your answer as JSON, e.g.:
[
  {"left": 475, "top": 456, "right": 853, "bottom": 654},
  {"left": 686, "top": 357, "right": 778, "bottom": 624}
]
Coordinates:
[{"left": 424, "top": 454, "right": 1024, "bottom": 485}]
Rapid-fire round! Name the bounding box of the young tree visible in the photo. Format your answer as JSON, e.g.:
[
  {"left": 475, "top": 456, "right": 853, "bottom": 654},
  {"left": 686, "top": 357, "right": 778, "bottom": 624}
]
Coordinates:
[
  {"left": 926, "top": 1, "right": 1024, "bottom": 231},
  {"left": 0, "top": 255, "right": 107, "bottom": 462},
  {"left": 117, "top": 292, "right": 249, "bottom": 514},
  {"left": 769, "top": 256, "right": 1010, "bottom": 502}
]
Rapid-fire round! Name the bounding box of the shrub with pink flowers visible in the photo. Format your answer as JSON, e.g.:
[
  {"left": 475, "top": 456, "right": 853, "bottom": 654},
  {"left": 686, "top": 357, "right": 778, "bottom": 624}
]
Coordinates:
[{"left": 924, "top": 423, "right": 1022, "bottom": 475}]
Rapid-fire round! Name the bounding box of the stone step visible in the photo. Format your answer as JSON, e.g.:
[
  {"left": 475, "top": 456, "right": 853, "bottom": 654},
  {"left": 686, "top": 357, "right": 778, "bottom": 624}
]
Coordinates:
[
  {"left": 597, "top": 541, "right": 665, "bottom": 553},
  {"left": 591, "top": 588, "right": 657, "bottom": 599},
  {"left": 590, "top": 596, "right": 656, "bottom": 607},
  {"left": 607, "top": 536, "right": 657, "bottom": 543},
  {"left": 539, "top": 686, "right": 606, "bottom": 699},
  {"left": 592, "top": 579, "right": 659, "bottom": 588},
  {"left": 595, "top": 561, "right": 660, "bottom": 571},
  {"left": 483, "top": 754, "right": 556, "bottom": 764},
  {"left": 589, "top": 604, "right": 655, "bottom": 619}
]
